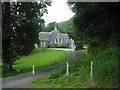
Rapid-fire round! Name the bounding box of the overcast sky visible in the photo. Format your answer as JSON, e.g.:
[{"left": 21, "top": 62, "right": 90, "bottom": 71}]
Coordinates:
[{"left": 42, "top": 0, "right": 75, "bottom": 25}]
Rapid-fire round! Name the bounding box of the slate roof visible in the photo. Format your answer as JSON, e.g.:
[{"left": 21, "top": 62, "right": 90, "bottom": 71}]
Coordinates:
[
  {"left": 39, "top": 31, "right": 72, "bottom": 44},
  {"left": 70, "top": 39, "right": 74, "bottom": 44},
  {"left": 61, "top": 34, "right": 71, "bottom": 44},
  {"left": 39, "top": 32, "right": 51, "bottom": 41}
]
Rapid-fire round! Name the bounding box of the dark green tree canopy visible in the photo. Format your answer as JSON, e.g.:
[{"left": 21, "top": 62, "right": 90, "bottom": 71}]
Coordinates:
[
  {"left": 68, "top": 2, "right": 120, "bottom": 50},
  {"left": 2, "top": 2, "right": 51, "bottom": 71}
]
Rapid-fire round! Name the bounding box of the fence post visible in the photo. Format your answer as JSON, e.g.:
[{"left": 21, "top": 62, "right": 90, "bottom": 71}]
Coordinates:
[
  {"left": 91, "top": 61, "right": 93, "bottom": 79},
  {"left": 32, "top": 65, "right": 34, "bottom": 75},
  {"left": 66, "top": 61, "right": 70, "bottom": 76}
]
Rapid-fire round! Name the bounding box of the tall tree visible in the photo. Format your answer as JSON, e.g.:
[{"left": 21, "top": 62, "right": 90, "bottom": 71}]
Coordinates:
[
  {"left": 68, "top": 2, "right": 120, "bottom": 50},
  {"left": 2, "top": 2, "right": 51, "bottom": 71},
  {"left": 43, "top": 21, "right": 58, "bottom": 32}
]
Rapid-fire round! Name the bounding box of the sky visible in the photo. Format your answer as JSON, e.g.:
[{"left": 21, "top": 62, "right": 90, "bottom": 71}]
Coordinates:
[{"left": 42, "top": 0, "right": 75, "bottom": 25}]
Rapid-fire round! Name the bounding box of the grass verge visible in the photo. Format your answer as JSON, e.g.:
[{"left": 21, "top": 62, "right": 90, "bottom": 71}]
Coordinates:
[
  {"left": 2, "top": 48, "right": 68, "bottom": 77},
  {"left": 29, "top": 47, "right": 118, "bottom": 88}
]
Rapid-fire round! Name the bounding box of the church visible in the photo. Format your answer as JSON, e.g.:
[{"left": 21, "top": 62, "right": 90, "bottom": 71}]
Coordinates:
[{"left": 39, "top": 27, "right": 75, "bottom": 49}]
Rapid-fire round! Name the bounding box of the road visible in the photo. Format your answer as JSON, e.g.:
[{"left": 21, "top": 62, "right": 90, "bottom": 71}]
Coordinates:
[
  {"left": 2, "top": 48, "right": 84, "bottom": 88},
  {"left": 2, "top": 64, "right": 58, "bottom": 88}
]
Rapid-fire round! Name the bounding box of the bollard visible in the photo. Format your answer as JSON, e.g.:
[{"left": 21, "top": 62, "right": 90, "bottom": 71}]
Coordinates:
[
  {"left": 91, "top": 61, "right": 93, "bottom": 79},
  {"left": 66, "top": 61, "right": 70, "bottom": 76},
  {"left": 32, "top": 65, "right": 35, "bottom": 75}
]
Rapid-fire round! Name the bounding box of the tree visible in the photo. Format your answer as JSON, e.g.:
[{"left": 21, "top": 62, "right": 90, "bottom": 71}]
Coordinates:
[
  {"left": 2, "top": 2, "right": 51, "bottom": 71},
  {"left": 68, "top": 2, "right": 120, "bottom": 51},
  {"left": 58, "top": 16, "right": 75, "bottom": 40},
  {"left": 43, "top": 21, "right": 58, "bottom": 32}
]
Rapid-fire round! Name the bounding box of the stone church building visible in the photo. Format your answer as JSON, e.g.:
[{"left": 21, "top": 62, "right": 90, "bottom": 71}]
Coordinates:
[{"left": 39, "top": 27, "right": 75, "bottom": 49}]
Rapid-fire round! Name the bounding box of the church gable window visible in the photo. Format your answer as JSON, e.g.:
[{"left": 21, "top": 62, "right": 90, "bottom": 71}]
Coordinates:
[
  {"left": 55, "top": 38, "right": 57, "bottom": 43},
  {"left": 59, "top": 38, "right": 62, "bottom": 43},
  {"left": 55, "top": 38, "right": 62, "bottom": 43}
]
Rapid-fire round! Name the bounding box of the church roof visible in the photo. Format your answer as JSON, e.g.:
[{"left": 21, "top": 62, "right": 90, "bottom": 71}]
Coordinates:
[
  {"left": 61, "top": 34, "right": 71, "bottom": 44},
  {"left": 39, "top": 32, "right": 51, "bottom": 41},
  {"left": 70, "top": 39, "right": 74, "bottom": 44},
  {"left": 39, "top": 30, "right": 72, "bottom": 44}
]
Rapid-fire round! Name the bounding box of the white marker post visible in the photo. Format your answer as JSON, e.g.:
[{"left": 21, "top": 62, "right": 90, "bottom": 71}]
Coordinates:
[
  {"left": 32, "top": 65, "right": 35, "bottom": 75},
  {"left": 91, "top": 61, "right": 93, "bottom": 79},
  {"left": 66, "top": 61, "right": 70, "bottom": 76}
]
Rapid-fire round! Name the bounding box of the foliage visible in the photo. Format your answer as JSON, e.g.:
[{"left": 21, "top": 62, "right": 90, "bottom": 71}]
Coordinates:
[
  {"left": 58, "top": 16, "right": 75, "bottom": 39},
  {"left": 68, "top": 2, "right": 120, "bottom": 50},
  {"left": 42, "top": 21, "right": 58, "bottom": 32},
  {"left": 29, "top": 47, "right": 118, "bottom": 88},
  {"left": 2, "top": 48, "right": 68, "bottom": 77},
  {"left": 2, "top": 2, "right": 51, "bottom": 71}
]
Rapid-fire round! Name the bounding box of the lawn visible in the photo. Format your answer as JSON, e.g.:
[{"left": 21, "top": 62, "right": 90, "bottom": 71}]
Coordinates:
[{"left": 2, "top": 48, "right": 68, "bottom": 77}]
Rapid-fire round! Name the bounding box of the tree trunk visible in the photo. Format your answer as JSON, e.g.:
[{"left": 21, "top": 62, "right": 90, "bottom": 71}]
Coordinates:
[
  {"left": 42, "top": 40, "right": 51, "bottom": 51},
  {"left": 2, "top": 2, "right": 13, "bottom": 72},
  {"left": 3, "top": 61, "right": 13, "bottom": 72}
]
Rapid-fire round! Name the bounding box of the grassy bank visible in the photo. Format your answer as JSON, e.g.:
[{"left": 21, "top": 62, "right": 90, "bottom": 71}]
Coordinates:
[
  {"left": 29, "top": 47, "right": 118, "bottom": 88},
  {"left": 3, "top": 48, "right": 68, "bottom": 77}
]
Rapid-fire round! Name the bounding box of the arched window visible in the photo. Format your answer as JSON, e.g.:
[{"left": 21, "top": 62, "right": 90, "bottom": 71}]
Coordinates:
[
  {"left": 59, "top": 38, "right": 62, "bottom": 43},
  {"left": 55, "top": 38, "right": 57, "bottom": 43}
]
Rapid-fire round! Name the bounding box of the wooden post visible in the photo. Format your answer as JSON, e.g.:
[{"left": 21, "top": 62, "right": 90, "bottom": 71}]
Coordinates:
[
  {"left": 91, "top": 61, "right": 93, "bottom": 79},
  {"left": 66, "top": 61, "right": 70, "bottom": 76},
  {"left": 32, "top": 65, "right": 34, "bottom": 75}
]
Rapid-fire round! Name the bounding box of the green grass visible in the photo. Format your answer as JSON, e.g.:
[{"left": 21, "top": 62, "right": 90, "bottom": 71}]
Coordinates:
[
  {"left": 29, "top": 47, "right": 118, "bottom": 88},
  {"left": 2, "top": 48, "right": 68, "bottom": 77},
  {"left": 0, "top": 59, "right": 2, "bottom": 66}
]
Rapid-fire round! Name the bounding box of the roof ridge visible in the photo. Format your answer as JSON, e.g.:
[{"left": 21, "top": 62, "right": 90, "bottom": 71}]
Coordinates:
[
  {"left": 61, "top": 33, "right": 68, "bottom": 35},
  {"left": 40, "top": 32, "right": 49, "bottom": 33}
]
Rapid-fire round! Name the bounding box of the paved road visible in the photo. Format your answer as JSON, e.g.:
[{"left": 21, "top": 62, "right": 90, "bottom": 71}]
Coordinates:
[
  {"left": 2, "top": 48, "right": 84, "bottom": 88},
  {"left": 2, "top": 64, "right": 58, "bottom": 88}
]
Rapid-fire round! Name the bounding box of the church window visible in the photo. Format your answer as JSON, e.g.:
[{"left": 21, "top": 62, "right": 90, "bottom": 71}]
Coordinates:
[
  {"left": 57, "top": 38, "right": 59, "bottom": 43},
  {"left": 55, "top": 38, "right": 57, "bottom": 43},
  {"left": 59, "top": 38, "right": 62, "bottom": 43}
]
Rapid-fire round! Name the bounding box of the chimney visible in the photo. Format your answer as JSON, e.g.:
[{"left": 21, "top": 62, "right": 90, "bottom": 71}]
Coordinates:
[{"left": 54, "top": 26, "right": 57, "bottom": 31}]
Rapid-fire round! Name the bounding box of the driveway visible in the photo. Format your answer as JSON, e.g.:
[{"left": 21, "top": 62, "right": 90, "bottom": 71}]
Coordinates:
[
  {"left": 2, "top": 64, "right": 58, "bottom": 88},
  {"left": 50, "top": 48, "right": 84, "bottom": 58},
  {"left": 49, "top": 48, "right": 75, "bottom": 51}
]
